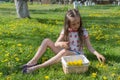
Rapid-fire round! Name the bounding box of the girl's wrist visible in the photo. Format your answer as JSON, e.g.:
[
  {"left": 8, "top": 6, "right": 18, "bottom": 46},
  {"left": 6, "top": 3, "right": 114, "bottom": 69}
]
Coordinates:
[{"left": 93, "top": 51, "right": 99, "bottom": 56}]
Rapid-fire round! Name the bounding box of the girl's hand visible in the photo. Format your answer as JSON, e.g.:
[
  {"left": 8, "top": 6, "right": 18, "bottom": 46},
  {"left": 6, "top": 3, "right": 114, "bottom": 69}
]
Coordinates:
[
  {"left": 96, "top": 53, "right": 105, "bottom": 63},
  {"left": 61, "top": 42, "right": 69, "bottom": 49}
]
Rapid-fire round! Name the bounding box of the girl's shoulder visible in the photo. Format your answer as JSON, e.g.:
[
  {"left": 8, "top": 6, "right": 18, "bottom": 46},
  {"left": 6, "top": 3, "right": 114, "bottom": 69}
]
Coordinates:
[
  {"left": 82, "top": 27, "right": 88, "bottom": 37},
  {"left": 82, "top": 27, "right": 87, "bottom": 31},
  {"left": 82, "top": 27, "right": 88, "bottom": 32}
]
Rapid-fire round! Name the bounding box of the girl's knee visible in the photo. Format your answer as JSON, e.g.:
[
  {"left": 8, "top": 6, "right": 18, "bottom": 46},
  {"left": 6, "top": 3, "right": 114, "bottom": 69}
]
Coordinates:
[
  {"left": 60, "top": 49, "right": 68, "bottom": 55},
  {"left": 43, "top": 38, "right": 51, "bottom": 45},
  {"left": 44, "top": 38, "right": 50, "bottom": 42}
]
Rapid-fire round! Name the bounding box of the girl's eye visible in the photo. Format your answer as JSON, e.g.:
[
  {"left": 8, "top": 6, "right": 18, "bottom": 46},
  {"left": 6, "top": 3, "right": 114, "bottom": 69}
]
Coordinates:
[{"left": 72, "top": 24, "right": 75, "bottom": 26}]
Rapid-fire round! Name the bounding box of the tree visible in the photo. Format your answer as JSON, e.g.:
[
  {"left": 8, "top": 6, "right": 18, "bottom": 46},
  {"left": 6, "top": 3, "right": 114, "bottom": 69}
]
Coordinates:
[{"left": 14, "top": 0, "right": 30, "bottom": 18}]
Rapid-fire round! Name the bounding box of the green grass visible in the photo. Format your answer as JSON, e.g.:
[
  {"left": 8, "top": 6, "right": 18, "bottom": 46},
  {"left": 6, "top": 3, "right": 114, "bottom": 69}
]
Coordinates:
[{"left": 0, "top": 2, "right": 120, "bottom": 80}]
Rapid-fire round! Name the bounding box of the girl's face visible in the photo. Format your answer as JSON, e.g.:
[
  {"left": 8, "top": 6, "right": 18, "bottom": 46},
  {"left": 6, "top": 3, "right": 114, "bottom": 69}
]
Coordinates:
[{"left": 69, "top": 17, "right": 80, "bottom": 31}]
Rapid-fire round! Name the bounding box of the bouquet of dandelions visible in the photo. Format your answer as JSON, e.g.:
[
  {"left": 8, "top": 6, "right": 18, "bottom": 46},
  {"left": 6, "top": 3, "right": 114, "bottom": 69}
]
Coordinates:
[{"left": 67, "top": 59, "right": 83, "bottom": 66}]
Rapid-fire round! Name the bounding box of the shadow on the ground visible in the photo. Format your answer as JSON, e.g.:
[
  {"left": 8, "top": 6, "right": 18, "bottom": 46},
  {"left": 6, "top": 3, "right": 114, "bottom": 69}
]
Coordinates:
[{"left": 86, "top": 53, "right": 120, "bottom": 63}]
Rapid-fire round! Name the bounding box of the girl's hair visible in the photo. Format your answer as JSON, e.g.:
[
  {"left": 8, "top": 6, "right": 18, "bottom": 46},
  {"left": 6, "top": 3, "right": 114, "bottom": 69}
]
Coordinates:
[{"left": 63, "top": 9, "right": 84, "bottom": 47}]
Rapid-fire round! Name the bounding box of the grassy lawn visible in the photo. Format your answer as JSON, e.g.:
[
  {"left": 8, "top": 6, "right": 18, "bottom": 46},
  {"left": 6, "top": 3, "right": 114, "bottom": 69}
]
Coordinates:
[{"left": 0, "top": 2, "right": 120, "bottom": 80}]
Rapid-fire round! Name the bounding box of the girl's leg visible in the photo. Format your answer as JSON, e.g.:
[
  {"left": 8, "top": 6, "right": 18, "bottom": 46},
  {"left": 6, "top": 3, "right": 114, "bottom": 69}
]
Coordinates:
[
  {"left": 26, "top": 49, "right": 74, "bottom": 73},
  {"left": 26, "top": 38, "right": 61, "bottom": 66}
]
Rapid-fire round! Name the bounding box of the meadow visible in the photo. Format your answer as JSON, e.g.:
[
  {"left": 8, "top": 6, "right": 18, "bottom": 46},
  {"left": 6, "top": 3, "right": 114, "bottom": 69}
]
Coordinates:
[{"left": 0, "top": 2, "right": 120, "bottom": 80}]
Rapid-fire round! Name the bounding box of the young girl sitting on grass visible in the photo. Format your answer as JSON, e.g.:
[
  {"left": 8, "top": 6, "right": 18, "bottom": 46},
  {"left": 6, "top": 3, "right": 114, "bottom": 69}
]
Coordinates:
[{"left": 22, "top": 9, "right": 105, "bottom": 73}]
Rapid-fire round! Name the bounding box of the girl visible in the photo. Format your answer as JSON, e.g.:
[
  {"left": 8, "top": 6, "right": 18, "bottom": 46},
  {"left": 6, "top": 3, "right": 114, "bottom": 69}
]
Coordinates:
[{"left": 22, "top": 9, "right": 105, "bottom": 73}]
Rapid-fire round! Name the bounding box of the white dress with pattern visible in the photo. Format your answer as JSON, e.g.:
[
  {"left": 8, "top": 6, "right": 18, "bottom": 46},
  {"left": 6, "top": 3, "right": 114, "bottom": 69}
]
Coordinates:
[{"left": 61, "top": 28, "right": 88, "bottom": 54}]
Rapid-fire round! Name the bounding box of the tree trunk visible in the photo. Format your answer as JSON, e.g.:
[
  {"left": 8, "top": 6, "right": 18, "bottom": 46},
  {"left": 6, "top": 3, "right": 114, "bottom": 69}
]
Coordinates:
[{"left": 14, "top": 0, "right": 30, "bottom": 18}]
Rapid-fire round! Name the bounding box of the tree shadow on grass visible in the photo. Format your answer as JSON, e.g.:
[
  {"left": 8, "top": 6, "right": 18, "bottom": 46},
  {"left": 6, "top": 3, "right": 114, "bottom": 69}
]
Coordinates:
[
  {"left": 29, "top": 7, "right": 67, "bottom": 14},
  {"left": 86, "top": 53, "right": 120, "bottom": 65},
  {"left": 82, "top": 16, "right": 120, "bottom": 25},
  {"left": 0, "top": 64, "right": 20, "bottom": 76},
  {"left": 35, "top": 18, "right": 63, "bottom": 25}
]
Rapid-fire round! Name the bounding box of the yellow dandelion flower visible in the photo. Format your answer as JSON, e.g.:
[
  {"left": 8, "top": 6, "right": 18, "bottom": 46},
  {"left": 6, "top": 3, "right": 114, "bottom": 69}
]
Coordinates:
[
  {"left": 45, "top": 76, "right": 49, "bottom": 79},
  {"left": 0, "top": 72, "right": 3, "bottom": 77},
  {"left": 13, "top": 54, "right": 17, "bottom": 57},
  {"left": 91, "top": 72, "right": 97, "bottom": 78},
  {"left": 15, "top": 57, "right": 20, "bottom": 62},
  {"left": 17, "top": 43, "right": 22, "bottom": 47},
  {"left": 67, "top": 61, "right": 73, "bottom": 66},
  {"left": 99, "top": 63, "right": 104, "bottom": 67},
  {"left": 77, "top": 60, "right": 83, "bottom": 66},
  {"left": 6, "top": 76, "right": 11, "bottom": 80},
  {"left": 1, "top": 59, "right": 8, "bottom": 62},
  {"left": 73, "top": 61, "right": 78, "bottom": 65},
  {"left": 0, "top": 32, "right": 2, "bottom": 35},
  {"left": 118, "top": 76, "right": 120, "bottom": 80},
  {"left": 5, "top": 53, "right": 10, "bottom": 57},
  {"left": 103, "top": 76, "right": 107, "bottom": 80},
  {"left": 111, "top": 73, "right": 115, "bottom": 77},
  {"left": 67, "top": 59, "right": 83, "bottom": 66},
  {"left": 113, "top": 67, "right": 117, "bottom": 70},
  {"left": 96, "top": 63, "right": 106, "bottom": 68}
]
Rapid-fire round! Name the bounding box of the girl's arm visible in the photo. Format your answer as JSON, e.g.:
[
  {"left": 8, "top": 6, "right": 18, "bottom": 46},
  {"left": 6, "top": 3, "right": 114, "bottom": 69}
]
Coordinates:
[
  {"left": 55, "top": 34, "right": 64, "bottom": 47},
  {"left": 55, "top": 34, "right": 69, "bottom": 49},
  {"left": 84, "top": 36, "right": 105, "bottom": 63}
]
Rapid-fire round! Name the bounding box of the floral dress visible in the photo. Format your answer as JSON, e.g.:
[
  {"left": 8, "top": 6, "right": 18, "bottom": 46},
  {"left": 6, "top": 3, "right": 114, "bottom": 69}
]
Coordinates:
[{"left": 61, "top": 28, "right": 88, "bottom": 55}]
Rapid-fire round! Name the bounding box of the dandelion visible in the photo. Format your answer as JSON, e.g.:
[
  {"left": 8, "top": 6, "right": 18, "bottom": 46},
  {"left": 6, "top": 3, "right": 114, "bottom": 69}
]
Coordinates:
[
  {"left": 67, "top": 59, "right": 82, "bottom": 66},
  {"left": 13, "top": 54, "right": 17, "bottom": 57},
  {"left": 5, "top": 53, "right": 10, "bottom": 57},
  {"left": 118, "top": 76, "right": 120, "bottom": 80},
  {"left": 73, "top": 61, "right": 78, "bottom": 65},
  {"left": 6, "top": 76, "right": 11, "bottom": 80},
  {"left": 1, "top": 59, "right": 8, "bottom": 62},
  {"left": 0, "top": 32, "right": 2, "bottom": 35},
  {"left": 67, "top": 61, "right": 73, "bottom": 66},
  {"left": 91, "top": 72, "right": 97, "bottom": 78},
  {"left": 15, "top": 57, "right": 20, "bottom": 62},
  {"left": 17, "top": 43, "right": 22, "bottom": 47},
  {"left": 103, "top": 76, "right": 107, "bottom": 80},
  {"left": 111, "top": 73, "right": 115, "bottom": 77},
  {"left": 0, "top": 72, "right": 3, "bottom": 77},
  {"left": 96, "top": 63, "right": 106, "bottom": 69},
  {"left": 77, "top": 60, "right": 83, "bottom": 66},
  {"left": 113, "top": 67, "right": 117, "bottom": 70},
  {"left": 20, "top": 48, "right": 23, "bottom": 53},
  {"left": 45, "top": 76, "right": 49, "bottom": 79}
]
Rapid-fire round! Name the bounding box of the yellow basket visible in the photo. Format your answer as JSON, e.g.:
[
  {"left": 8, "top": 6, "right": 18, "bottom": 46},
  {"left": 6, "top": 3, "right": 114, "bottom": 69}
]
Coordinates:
[{"left": 61, "top": 55, "right": 90, "bottom": 74}]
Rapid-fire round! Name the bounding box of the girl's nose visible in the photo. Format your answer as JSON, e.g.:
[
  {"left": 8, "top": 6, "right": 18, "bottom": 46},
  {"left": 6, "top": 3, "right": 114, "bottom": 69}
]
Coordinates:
[{"left": 75, "top": 25, "right": 78, "bottom": 28}]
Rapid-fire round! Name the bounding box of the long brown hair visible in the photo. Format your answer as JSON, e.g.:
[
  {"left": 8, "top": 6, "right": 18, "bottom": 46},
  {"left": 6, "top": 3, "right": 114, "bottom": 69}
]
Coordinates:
[{"left": 63, "top": 9, "right": 84, "bottom": 47}]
